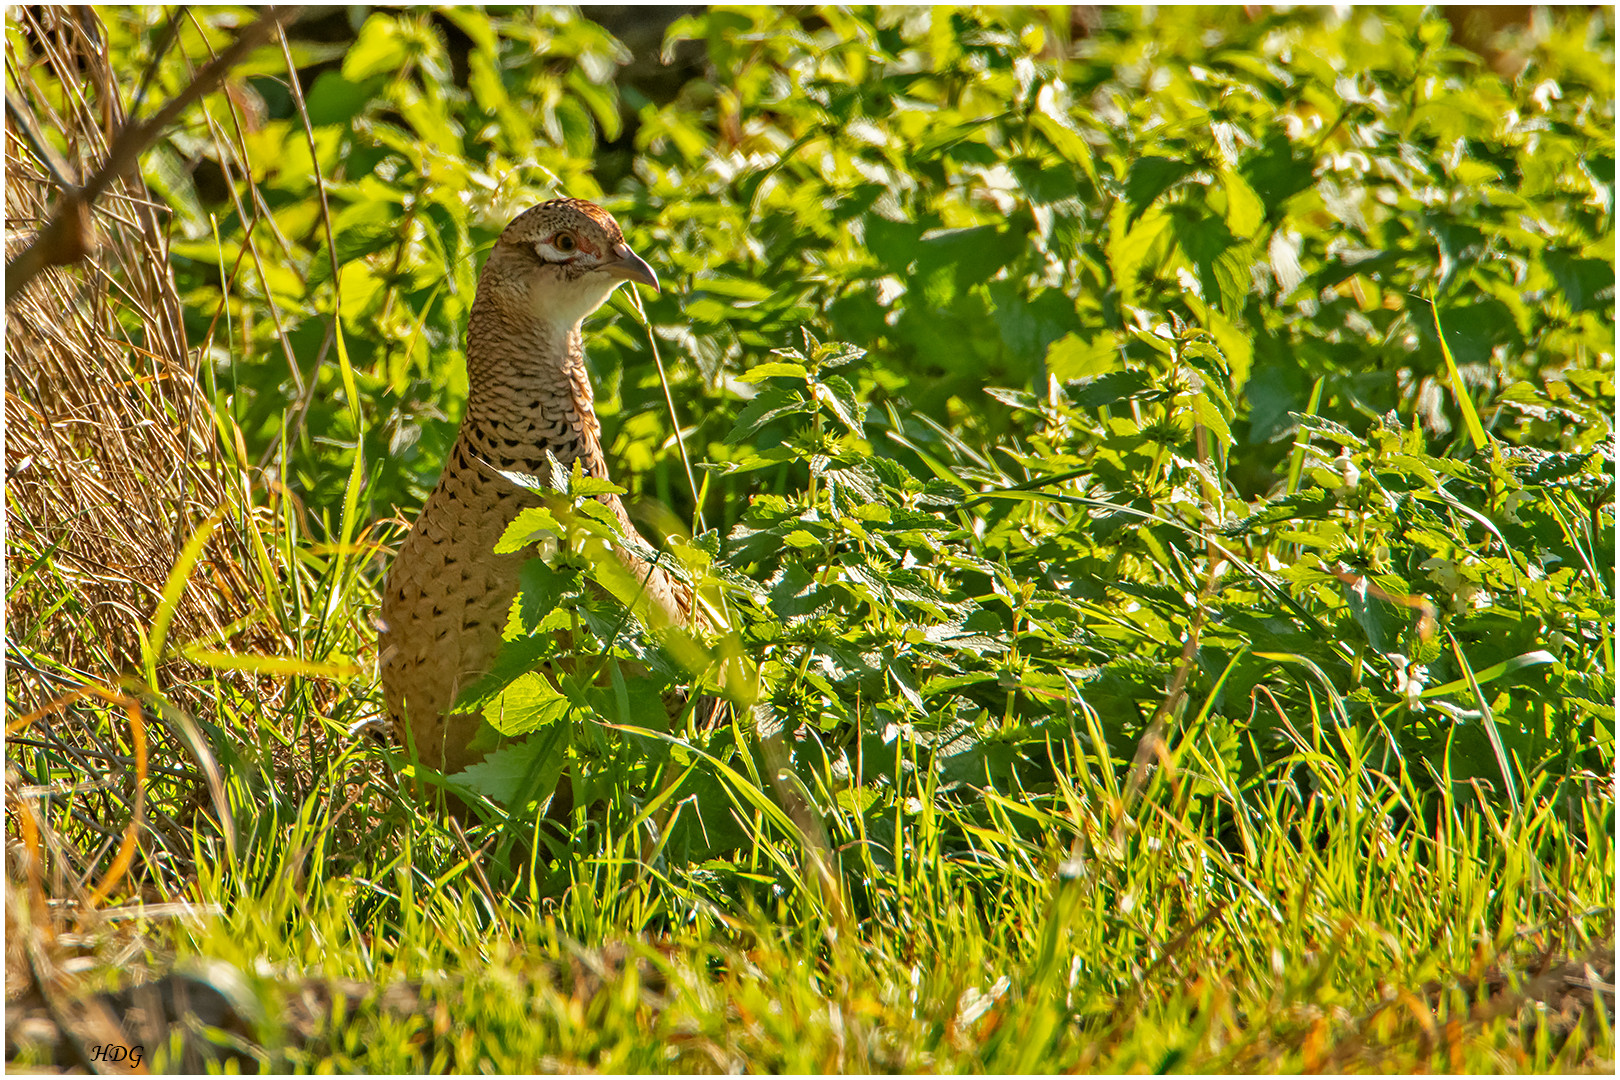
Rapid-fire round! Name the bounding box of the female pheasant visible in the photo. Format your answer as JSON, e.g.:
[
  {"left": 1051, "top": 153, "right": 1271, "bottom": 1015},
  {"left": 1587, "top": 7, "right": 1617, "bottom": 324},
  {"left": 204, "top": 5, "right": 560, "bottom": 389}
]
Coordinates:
[{"left": 380, "top": 198, "right": 683, "bottom": 776}]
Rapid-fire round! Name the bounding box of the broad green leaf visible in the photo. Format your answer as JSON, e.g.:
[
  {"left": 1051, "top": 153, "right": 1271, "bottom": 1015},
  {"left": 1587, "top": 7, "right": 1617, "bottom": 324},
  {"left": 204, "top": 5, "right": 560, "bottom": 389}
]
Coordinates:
[
  {"left": 1046, "top": 333, "right": 1119, "bottom": 381},
  {"left": 495, "top": 508, "right": 563, "bottom": 555},
  {"left": 1124, "top": 156, "right": 1197, "bottom": 226},
  {"left": 739, "top": 361, "right": 810, "bottom": 383},
  {"left": 506, "top": 559, "right": 570, "bottom": 637},
  {"left": 477, "top": 671, "right": 572, "bottom": 737},
  {"left": 449, "top": 722, "right": 569, "bottom": 805}
]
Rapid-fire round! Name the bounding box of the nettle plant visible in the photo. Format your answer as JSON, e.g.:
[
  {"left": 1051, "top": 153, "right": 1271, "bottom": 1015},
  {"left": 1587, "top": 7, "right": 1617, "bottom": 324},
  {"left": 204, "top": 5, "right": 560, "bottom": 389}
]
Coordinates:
[
  {"left": 131, "top": 6, "right": 1614, "bottom": 546},
  {"left": 429, "top": 313, "right": 1610, "bottom": 888},
  {"left": 1219, "top": 376, "right": 1612, "bottom": 800}
]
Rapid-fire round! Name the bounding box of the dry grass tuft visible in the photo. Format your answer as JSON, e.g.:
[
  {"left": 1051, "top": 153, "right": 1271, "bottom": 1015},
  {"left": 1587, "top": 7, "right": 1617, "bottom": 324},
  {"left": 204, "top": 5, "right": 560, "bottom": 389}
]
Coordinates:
[
  {"left": 6, "top": 7, "right": 278, "bottom": 693},
  {"left": 5, "top": 8, "right": 290, "bottom": 905}
]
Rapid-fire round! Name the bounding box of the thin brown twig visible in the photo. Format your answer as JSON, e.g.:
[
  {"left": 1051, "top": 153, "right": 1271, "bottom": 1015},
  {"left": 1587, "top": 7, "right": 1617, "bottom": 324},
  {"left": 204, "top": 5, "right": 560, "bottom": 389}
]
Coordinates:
[
  {"left": 179, "top": 14, "right": 307, "bottom": 403},
  {"left": 279, "top": 27, "right": 342, "bottom": 306},
  {"left": 6, "top": 5, "right": 303, "bottom": 303}
]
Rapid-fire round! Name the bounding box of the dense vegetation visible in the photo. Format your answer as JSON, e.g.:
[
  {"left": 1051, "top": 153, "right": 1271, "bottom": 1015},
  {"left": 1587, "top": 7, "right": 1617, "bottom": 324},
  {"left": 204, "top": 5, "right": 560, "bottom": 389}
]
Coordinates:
[{"left": 7, "top": 6, "right": 1613, "bottom": 1072}]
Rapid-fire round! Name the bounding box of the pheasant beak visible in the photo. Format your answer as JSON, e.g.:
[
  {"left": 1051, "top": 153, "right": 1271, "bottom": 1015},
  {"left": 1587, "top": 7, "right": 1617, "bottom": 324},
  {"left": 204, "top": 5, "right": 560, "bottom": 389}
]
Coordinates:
[{"left": 604, "top": 243, "right": 659, "bottom": 292}]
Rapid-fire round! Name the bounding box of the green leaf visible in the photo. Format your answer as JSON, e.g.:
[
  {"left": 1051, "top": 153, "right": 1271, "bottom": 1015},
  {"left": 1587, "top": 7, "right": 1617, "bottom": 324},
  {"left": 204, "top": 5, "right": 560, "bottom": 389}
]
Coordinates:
[
  {"left": 1343, "top": 575, "right": 1400, "bottom": 653},
  {"left": 571, "top": 474, "right": 628, "bottom": 498},
  {"left": 817, "top": 375, "right": 865, "bottom": 432},
  {"left": 914, "top": 225, "right": 1023, "bottom": 299},
  {"left": 1289, "top": 414, "right": 1365, "bottom": 448},
  {"left": 1239, "top": 133, "right": 1314, "bottom": 209},
  {"left": 495, "top": 508, "right": 563, "bottom": 555},
  {"left": 1009, "top": 157, "right": 1079, "bottom": 205},
  {"left": 868, "top": 455, "right": 915, "bottom": 490},
  {"left": 307, "top": 224, "right": 401, "bottom": 288},
  {"left": 725, "top": 387, "right": 810, "bottom": 442},
  {"left": 865, "top": 216, "right": 926, "bottom": 273},
  {"left": 1046, "top": 333, "right": 1119, "bottom": 381},
  {"left": 1125, "top": 156, "right": 1196, "bottom": 226},
  {"left": 476, "top": 670, "right": 572, "bottom": 737},
  {"left": 448, "top": 722, "right": 569, "bottom": 806},
  {"left": 1170, "top": 208, "right": 1247, "bottom": 314},
  {"left": 1542, "top": 250, "right": 1615, "bottom": 313},
  {"left": 506, "top": 559, "right": 570, "bottom": 637},
  {"left": 739, "top": 361, "right": 810, "bottom": 383},
  {"left": 768, "top": 562, "right": 833, "bottom": 617},
  {"left": 1067, "top": 370, "right": 1152, "bottom": 408},
  {"left": 1220, "top": 169, "right": 1265, "bottom": 238},
  {"left": 991, "top": 284, "right": 1081, "bottom": 371},
  {"left": 305, "top": 71, "right": 376, "bottom": 127},
  {"left": 585, "top": 673, "right": 673, "bottom": 731}
]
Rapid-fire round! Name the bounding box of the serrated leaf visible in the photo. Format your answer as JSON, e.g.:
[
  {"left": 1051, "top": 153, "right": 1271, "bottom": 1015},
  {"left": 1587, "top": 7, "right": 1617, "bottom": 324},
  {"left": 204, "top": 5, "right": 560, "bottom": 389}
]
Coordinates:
[
  {"left": 1520, "top": 449, "right": 1599, "bottom": 486},
  {"left": 506, "top": 558, "right": 570, "bottom": 636},
  {"left": 868, "top": 455, "right": 915, "bottom": 489},
  {"left": 1290, "top": 413, "right": 1365, "bottom": 448},
  {"left": 571, "top": 474, "right": 627, "bottom": 497},
  {"left": 817, "top": 374, "right": 865, "bottom": 432},
  {"left": 1221, "top": 488, "right": 1338, "bottom": 534},
  {"left": 768, "top": 562, "right": 833, "bottom": 617},
  {"left": 1068, "top": 369, "right": 1153, "bottom": 408},
  {"left": 476, "top": 670, "right": 572, "bottom": 737},
  {"left": 813, "top": 342, "right": 867, "bottom": 370},
  {"left": 448, "top": 722, "right": 569, "bottom": 806},
  {"left": 739, "top": 361, "right": 810, "bottom": 382},
  {"left": 984, "top": 386, "right": 1042, "bottom": 411},
  {"left": 495, "top": 467, "right": 554, "bottom": 494},
  {"left": 888, "top": 659, "right": 925, "bottom": 713},
  {"left": 726, "top": 387, "right": 811, "bottom": 442},
  {"left": 452, "top": 635, "right": 553, "bottom": 710},
  {"left": 495, "top": 507, "right": 563, "bottom": 555}
]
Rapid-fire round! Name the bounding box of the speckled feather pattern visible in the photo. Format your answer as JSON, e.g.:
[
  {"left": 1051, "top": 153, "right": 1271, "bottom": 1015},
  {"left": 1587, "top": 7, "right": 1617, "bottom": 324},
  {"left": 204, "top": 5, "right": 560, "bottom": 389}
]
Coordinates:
[{"left": 379, "top": 200, "right": 689, "bottom": 775}]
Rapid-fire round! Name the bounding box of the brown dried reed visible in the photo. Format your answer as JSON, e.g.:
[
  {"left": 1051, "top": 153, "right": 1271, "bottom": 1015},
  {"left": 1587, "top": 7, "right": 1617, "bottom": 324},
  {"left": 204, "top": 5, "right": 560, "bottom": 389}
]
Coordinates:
[{"left": 5, "top": 7, "right": 287, "bottom": 907}]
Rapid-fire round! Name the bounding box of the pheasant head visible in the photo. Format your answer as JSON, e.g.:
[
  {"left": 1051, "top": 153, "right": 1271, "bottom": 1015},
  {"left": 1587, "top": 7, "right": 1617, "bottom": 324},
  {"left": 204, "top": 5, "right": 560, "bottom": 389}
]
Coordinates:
[{"left": 472, "top": 197, "right": 658, "bottom": 336}]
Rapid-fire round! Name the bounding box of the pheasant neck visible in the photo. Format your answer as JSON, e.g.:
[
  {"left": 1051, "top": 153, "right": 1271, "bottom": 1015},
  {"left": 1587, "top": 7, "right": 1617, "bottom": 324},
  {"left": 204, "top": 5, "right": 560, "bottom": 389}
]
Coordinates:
[{"left": 459, "top": 306, "right": 606, "bottom": 480}]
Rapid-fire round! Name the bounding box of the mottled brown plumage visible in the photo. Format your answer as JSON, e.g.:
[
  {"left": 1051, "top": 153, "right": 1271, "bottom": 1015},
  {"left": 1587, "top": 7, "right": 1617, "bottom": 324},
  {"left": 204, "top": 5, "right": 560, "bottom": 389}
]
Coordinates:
[{"left": 380, "top": 198, "right": 684, "bottom": 775}]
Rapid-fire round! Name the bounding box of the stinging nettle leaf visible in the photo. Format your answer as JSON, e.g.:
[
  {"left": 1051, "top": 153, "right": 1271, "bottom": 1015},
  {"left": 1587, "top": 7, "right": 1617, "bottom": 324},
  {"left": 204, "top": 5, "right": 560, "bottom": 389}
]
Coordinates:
[
  {"left": 1067, "top": 369, "right": 1153, "bottom": 409},
  {"left": 1289, "top": 413, "right": 1365, "bottom": 448},
  {"left": 448, "top": 723, "right": 569, "bottom": 805},
  {"left": 508, "top": 558, "right": 569, "bottom": 635},
  {"left": 817, "top": 375, "right": 865, "bottom": 432},
  {"left": 495, "top": 507, "right": 563, "bottom": 555},
  {"left": 571, "top": 474, "right": 628, "bottom": 498},
  {"left": 1125, "top": 156, "right": 1199, "bottom": 227},
  {"left": 740, "top": 361, "right": 811, "bottom": 383}
]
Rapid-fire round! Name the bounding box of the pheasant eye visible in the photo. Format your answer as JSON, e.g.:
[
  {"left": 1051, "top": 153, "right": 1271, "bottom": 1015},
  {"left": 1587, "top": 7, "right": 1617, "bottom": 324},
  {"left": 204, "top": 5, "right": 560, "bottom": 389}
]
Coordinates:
[{"left": 554, "top": 233, "right": 576, "bottom": 253}]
